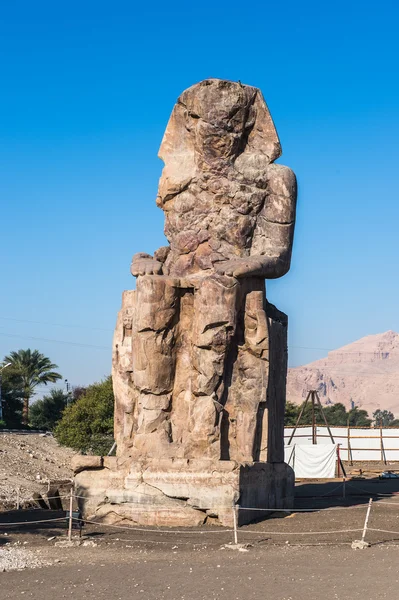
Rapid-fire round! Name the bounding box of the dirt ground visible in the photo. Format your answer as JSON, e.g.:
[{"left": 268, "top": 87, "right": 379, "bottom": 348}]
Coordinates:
[
  {"left": 3, "top": 478, "right": 399, "bottom": 599},
  {"left": 0, "top": 433, "right": 74, "bottom": 507},
  {"left": 3, "top": 442, "right": 399, "bottom": 599},
  {"left": 2, "top": 536, "right": 399, "bottom": 599}
]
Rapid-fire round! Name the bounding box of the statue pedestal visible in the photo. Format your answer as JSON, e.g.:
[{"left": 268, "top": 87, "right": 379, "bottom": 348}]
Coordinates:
[{"left": 73, "top": 457, "right": 294, "bottom": 527}]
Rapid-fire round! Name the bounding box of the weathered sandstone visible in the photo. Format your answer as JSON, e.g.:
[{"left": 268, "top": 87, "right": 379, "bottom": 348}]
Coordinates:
[{"left": 75, "top": 79, "right": 297, "bottom": 526}]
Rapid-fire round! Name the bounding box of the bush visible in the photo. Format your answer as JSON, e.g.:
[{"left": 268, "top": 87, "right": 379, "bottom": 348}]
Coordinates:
[
  {"left": 54, "top": 376, "right": 114, "bottom": 454},
  {"left": 30, "top": 388, "right": 69, "bottom": 431}
]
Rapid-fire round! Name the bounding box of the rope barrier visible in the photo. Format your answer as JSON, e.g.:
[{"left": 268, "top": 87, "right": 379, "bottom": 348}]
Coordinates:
[
  {"left": 237, "top": 505, "right": 366, "bottom": 512},
  {"left": 77, "top": 517, "right": 234, "bottom": 534},
  {"left": 345, "top": 482, "right": 399, "bottom": 497},
  {"left": 0, "top": 517, "right": 67, "bottom": 527},
  {"left": 75, "top": 517, "right": 364, "bottom": 537},
  {"left": 74, "top": 517, "right": 365, "bottom": 537},
  {"left": 236, "top": 528, "right": 364, "bottom": 536},
  {"left": 115, "top": 537, "right": 195, "bottom": 545},
  {"left": 295, "top": 482, "right": 345, "bottom": 499},
  {"left": 368, "top": 528, "right": 399, "bottom": 535},
  {"left": 2, "top": 486, "right": 399, "bottom": 547}
]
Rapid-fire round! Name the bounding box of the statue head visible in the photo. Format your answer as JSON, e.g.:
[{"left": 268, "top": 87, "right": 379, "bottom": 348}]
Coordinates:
[
  {"left": 179, "top": 79, "right": 258, "bottom": 161},
  {"left": 157, "top": 79, "right": 282, "bottom": 206},
  {"left": 160, "top": 78, "right": 281, "bottom": 163}
]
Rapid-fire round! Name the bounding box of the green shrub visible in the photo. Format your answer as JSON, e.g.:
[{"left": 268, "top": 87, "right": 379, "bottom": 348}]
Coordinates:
[
  {"left": 54, "top": 376, "right": 114, "bottom": 454},
  {"left": 30, "top": 388, "right": 69, "bottom": 431}
]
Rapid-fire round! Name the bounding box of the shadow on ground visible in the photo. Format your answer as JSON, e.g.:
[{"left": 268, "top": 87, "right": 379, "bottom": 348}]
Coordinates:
[
  {"left": 0, "top": 509, "right": 69, "bottom": 544},
  {"left": 295, "top": 477, "right": 399, "bottom": 510}
]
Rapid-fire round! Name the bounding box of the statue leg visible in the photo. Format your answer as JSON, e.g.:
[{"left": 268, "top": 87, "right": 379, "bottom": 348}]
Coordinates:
[
  {"left": 265, "top": 301, "right": 288, "bottom": 463},
  {"left": 224, "top": 285, "right": 269, "bottom": 463},
  {"left": 131, "top": 275, "right": 179, "bottom": 457},
  {"left": 112, "top": 290, "right": 137, "bottom": 456},
  {"left": 188, "top": 275, "right": 238, "bottom": 458}
]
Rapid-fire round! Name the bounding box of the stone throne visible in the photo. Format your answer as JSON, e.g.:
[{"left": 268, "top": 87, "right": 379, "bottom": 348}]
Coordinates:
[{"left": 74, "top": 79, "right": 297, "bottom": 526}]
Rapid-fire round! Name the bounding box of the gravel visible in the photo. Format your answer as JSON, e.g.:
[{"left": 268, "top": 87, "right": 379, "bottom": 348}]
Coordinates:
[
  {"left": 0, "top": 547, "right": 51, "bottom": 572},
  {"left": 0, "top": 433, "right": 74, "bottom": 508}
]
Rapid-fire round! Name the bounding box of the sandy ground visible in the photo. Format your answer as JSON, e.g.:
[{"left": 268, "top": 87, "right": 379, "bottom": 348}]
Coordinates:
[
  {"left": 2, "top": 540, "right": 399, "bottom": 599},
  {"left": 0, "top": 433, "right": 74, "bottom": 507},
  {"left": 2, "top": 478, "right": 399, "bottom": 598},
  {"left": 2, "top": 437, "right": 399, "bottom": 599}
]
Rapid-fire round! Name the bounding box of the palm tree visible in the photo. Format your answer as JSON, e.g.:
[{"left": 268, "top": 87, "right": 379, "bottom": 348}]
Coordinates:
[{"left": 4, "top": 349, "right": 62, "bottom": 425}]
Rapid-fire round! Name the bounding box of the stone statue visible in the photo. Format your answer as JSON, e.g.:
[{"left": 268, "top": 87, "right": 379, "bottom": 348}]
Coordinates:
[
  {"left": 74, "top": 79, "right": 297, "bottom": 526},
  {"left": 113, "top": 78, "right": 296, "bottom": 462}
]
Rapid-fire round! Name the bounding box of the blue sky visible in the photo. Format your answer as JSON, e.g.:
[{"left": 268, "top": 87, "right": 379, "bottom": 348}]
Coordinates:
[{"left": 1, "top": 1, "right": 399, "bottom": 394}]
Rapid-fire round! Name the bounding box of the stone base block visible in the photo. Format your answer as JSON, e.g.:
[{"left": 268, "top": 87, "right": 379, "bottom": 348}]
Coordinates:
[{"left": 74, "top": 458, "right": 294, "bottom": 527}]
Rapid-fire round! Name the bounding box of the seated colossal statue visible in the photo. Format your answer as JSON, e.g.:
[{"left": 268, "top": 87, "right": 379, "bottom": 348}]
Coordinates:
[
  {"left": 74, "top": 79, "right": 297, "bottom": 527},
  {"left": 113, "top": 78, "right": 297, "bottom": 464}
]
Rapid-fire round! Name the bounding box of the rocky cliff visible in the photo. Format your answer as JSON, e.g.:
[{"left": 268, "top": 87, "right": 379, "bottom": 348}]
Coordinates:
[{"left": 287, "top": 331, "right": 399, "bottom": 417}]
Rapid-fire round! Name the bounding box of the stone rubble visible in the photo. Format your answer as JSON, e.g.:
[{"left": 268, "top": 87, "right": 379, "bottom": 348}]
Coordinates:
[
  {"left": 0, "top": 547, "right": 52, "bottom": 572},
  {"left": 0, "top": 434, "right": 74, "bottom": 508}
]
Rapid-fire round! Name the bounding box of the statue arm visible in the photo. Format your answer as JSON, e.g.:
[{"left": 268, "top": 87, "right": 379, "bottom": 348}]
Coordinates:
[
  {"left": 215, "top": 164, "right": 297, "bottom": 279},
  {"left": 249, "top": 164, "right": 297, "bottom": 279}
]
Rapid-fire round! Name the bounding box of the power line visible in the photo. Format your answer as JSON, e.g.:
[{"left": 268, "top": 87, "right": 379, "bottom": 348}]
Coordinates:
[
  {"left": 0, "top": 332, "right": 397, "bottom": 375},
  {"left": 290, "top": 345, "right": 333, "bottom": 351},
  {"left": 0, "top": 331, "right": 109, "bottom": 350},
  {"left": 0, "top": 317, "right": 336, "bottom": 350},
  {"left": 0, "top": 316, "right": 397, "bottom": 364},
  {"left": 1, "top": 315, "right": 397, "bottom": 353},
  {"left": 0, "top": 316, "right": 112, "bottom": 332}
]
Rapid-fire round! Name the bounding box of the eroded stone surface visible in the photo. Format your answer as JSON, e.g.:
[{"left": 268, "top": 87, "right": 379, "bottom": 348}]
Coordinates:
[
  {"left": 113, "top": 79, "right": 297, "bottom": 463},
  {"left": 71, "top": 454, "right": 103, "bottom": 474},
  {"left": 75, "top": 459, "right": 295, "bottom": 527},
  {"left": 77, "top": 78, "right": 297, "bottom": 525}
]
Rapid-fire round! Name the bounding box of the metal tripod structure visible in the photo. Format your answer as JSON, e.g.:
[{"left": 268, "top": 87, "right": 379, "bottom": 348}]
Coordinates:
[{"left": 287, "top": 389, "right": 346, "bottom": 477}]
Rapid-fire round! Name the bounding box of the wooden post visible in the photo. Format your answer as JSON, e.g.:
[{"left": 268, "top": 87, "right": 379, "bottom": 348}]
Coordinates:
[
  {"left": 311, "top": 391, "right": 316, "bottom": 444},
  {"left": 232, "top": 504, "right": 238, "bottom": 545},
  {"left": 68, "top": 488, "right": 73, "bottom": 542},
  {"left": 380, "top": 426, "right": 387, "bottom": 465},
  {"left": 347, "top": 422, "right": 353, "bottom": 465},
  {"left": 361, "top": 498, "right": 373, "bottom": 543},
  {"left": 314, "top": 391, "right": 347, "bottom": 477},
  {"left": 107, "top": 441, "right": 117, "bottom": 456}
]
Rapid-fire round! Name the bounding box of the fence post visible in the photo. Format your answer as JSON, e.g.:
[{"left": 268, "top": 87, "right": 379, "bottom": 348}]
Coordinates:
[
  {"left": 361, "top": 498, "right": 373, "bottom": 543},
  {"left": 16, "top": 487, "right": 20, "bottom": 510},
  {"left": 232, "top": 503, "right": 238, "bottom": 545},
  {"left": 68, "top": 488, "right": 73, "bottom": 542}
]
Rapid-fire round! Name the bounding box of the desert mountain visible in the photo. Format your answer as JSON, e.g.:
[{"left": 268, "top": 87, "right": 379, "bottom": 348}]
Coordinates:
[{"left": 287, "top": 330, "right": 399, "bottom": 417}]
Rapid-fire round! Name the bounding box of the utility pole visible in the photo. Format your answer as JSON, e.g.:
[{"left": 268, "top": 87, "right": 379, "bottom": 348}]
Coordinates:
[
  {"left": 0, "top": 362, "right": 12, "bottom": 421},
  {"left": 64, "top": 379, "right": 72, "bottom": 406}
]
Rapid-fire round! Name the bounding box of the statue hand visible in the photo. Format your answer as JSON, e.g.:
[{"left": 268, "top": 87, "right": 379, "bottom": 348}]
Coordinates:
[
  {"left": 214, "top": 257, "right": 265, "bottom": 278},
  {"left": 131, "top": 253, "right": 163, "bottom": 277}
]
